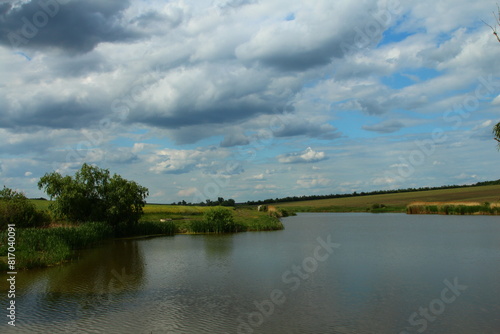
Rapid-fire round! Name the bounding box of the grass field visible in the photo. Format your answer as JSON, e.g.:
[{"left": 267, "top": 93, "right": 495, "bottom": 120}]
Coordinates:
[
  {"left": 31, "top": 184, "right": 500, "bottom": 214},
  {"left": 141, "top": 205, "right": 283, "bottom": 232},
  {"left": 27, "top": 201, "right": 284, "bottom": 233},
  {"left": 274, "top": 185, "right": 500, "bottom": 213}
]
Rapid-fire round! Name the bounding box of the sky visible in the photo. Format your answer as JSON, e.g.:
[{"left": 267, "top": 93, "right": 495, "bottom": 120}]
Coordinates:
[{"left": 1, "top": 0, "right": 500, "bottom": 204}]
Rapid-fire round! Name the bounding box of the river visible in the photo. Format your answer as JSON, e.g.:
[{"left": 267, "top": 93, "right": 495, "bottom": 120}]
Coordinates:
[{"left": 1, "top": 213, "right": 499, "bottom": 333}]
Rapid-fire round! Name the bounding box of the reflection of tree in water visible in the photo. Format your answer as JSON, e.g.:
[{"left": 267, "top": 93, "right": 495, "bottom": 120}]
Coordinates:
[
  {"left": 38, "top": 239, "right": 145, "bottom": 320},
  {"left": 203, "top": 234, "right": 234, "bottom": 262}
]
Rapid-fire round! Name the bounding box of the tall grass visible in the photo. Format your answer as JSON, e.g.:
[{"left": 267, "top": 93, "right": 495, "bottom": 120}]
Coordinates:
[
  {"left": 115, "top": 221, "right": 177, "bottom": 237},
  {"left": 0, "top": 222, "right": 113, "bottom": 269},
  {"left": 407, "top": 202, "right": 500, "bottom": 215}
]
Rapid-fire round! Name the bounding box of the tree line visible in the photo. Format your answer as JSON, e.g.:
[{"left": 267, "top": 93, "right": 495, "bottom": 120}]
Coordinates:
[{"left": 245, "top": 179, "right": 500, "bottom": 205}]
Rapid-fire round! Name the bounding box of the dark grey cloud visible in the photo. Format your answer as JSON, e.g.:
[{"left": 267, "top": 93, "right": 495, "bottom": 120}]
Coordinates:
[
  {"left": 130, "top": 8, "right": 184, "bottom": 30},
  {"left": 133, "top": 101, "right": 278, "bottom": 129},
  {"left": 357, "top": 99, "right": 386, "bottom": 115},
  {"left": 0, "top": 98, "right": 104, "bottom": 129},
  {"left": 46, "top": 52, "right": 113, "bottom": 77},
  {"left": 220, "top": 132, "right": 251, "bottom": 147},
  {"left": 235, "top": 1, "right": 391, "bottom": 72},
  {"left": 362, "top": 120, "right": 405, "bottom": 133},
  {"left": 273, "top": 119, "right": 341, "bottom": 140},
  {"left": 218, "top": 0, "right": 257, "bottom": 11},
  {"left": 0, "top": 0, "right": 139, "bottom": 53}
]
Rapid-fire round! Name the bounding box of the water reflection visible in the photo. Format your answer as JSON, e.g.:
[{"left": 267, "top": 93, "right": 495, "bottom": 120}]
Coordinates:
[
  {"left": 203, "top": 234, "right": 234, "bottom": 262},
  {"left": 0, "top": 239, "right": 146, "bottom": 333},
  {"left": 1, "top": 214, "right": 499, "bottom": 334}
]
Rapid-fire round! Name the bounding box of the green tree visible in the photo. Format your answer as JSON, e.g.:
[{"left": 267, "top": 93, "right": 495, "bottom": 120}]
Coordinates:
[
  {"left": 494, "top": 122, "right": 500, "bottom": 149},
  {"left": 38, "top": 164, "right": 149, "bottom": 227},
  {"left": 484, "top": 7, "right": 500, "bottom": 148},
  {"left": 0, "top": 187, "right": 50, "bottom": 230}
]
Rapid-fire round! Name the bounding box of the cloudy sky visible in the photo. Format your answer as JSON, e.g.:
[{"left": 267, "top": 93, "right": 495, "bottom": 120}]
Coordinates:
[{"left": 1, "top": 0, "right": 500, "bottom": 203}]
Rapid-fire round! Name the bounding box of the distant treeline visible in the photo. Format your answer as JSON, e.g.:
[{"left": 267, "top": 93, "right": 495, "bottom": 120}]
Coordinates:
[
  {"left": 169, "top": 197, "right": 236, "bottom": 207},
  {"left": 245, "top": 179, "right": 500, "bottom": 205}
]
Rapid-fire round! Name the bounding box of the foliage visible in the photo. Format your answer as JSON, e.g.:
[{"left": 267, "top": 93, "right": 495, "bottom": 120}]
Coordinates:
[
  {"left": 483, "top": 7, "right": 500, "bottom": 149},
  {"left": 192, "top": 206, "right": 240, "bottom": 233},
  {"left": 494, "top": 122, "right": 500, "bottom": 149},
  {"left": 38, "top": 163, "right": 149, "bottom": 227},
  {"left": 0, "top": 187, "right": 51, "bottom": 230},
  {"left": 268, "top": 207, "right": 292, "bottom": 218}
]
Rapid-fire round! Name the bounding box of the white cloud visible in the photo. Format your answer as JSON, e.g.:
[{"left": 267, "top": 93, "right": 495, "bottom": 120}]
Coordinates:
[
  {"left": 296, "top": 176, "right": 332, "bottom": 188},
  {"left": 177, "top": 187, "right": 199, "bottom": 197},
  {"left": 247, "top": 174, "right": 265, "bottom": 180},
  {"left": 278, "top": 147, "right": 327, "bottom": 164},
  {"left": 149, "top": 147, "right": 229, "bottom": 174}
]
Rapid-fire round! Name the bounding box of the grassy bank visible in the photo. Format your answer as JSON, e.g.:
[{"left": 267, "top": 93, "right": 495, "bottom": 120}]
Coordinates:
[
  {"left": 275, "top": 184, "right": 500, "bottom": 213},
  {"left": 1, "top": 205, "right": 284, "bottom": 269},
  {"left": 0, "top": 222, "right": 113, "bottom": 269},
  {"left": 141, "top": 205, "right": 284, "bottom": 233}
]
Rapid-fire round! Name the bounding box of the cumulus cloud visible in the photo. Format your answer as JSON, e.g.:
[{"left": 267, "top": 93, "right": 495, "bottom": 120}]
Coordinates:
[
  {"left": 1, "top": 0, "right": 498, "bottom": 203},
  {"left": 177, "top": 187, "right": 198, "bottom": 197},
  {"left": 278, "top": 147, "right": 327, "bottom": 164},
  {"left": 0, "top": 0, "right": 140, "bottom": 54},
  {"left": 363, "top": 120, "right": 405, "bottom": 133},
  {"left": 220, "top": 132, "right": 251, "bottom": 147},
  {"left": 272, "top": 118, "right": 341, "bottom": 139},
  {"left": 149, "top": 147, "right": 229, "bottom": 174}
]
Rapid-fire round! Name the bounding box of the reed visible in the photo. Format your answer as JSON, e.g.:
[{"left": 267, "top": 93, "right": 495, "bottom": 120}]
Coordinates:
[
  {"left": 115, "top": 220, "right": 177, "bottom": 237},
  {"left": 407, "top": 202, "right": 500, "bottom": 215},
  {"left": 0, "top": 222, "right": 113, "bottom": 269}
]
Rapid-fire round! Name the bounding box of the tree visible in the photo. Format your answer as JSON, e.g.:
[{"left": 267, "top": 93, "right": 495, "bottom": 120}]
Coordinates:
[
  {"left": 38, "top": 163, "right": 149, "bottom": 227},
  {"left": 0, "top": 187, "right": 50, "bottom": 230},
  {"left": 484, "top": 6, "right": 500, "bottom": 147},
  {"left": 494, "top": 122, "right": 500, "bottom": 149}
]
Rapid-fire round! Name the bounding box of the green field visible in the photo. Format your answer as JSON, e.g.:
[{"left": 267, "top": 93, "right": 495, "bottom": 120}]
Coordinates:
[
  {"left": 274, "top": 184, "right": 500, "bottom": 213},
  {"left": 28, "top": 201, "right": 284, "bottom": 233}
]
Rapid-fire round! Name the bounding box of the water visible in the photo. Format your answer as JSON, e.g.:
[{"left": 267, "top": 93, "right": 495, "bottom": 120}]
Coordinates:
[{"left": 1, "top": 213, "right": 499, "bottom": 333}]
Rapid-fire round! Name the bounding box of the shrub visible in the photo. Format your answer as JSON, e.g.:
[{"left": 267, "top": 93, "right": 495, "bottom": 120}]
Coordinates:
[
  {"left": 200, "top": 207, "right": 238, "bottom": 233},
  {"left": 0, "top": 187, "right": 51, "bottom": 230}
]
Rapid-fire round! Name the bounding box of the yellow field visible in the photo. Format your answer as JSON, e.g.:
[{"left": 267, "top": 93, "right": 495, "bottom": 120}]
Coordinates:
[
  {"left": 276, "top": 185, "right": 500, "bottom": 210},
  {"left": 143, "top": 204, "right": 208, "bottom": 214}
]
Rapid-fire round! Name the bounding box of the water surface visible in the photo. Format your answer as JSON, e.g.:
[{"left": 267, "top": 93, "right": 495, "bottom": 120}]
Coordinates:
[{"left": 1, "top": 213, "right": 499, "bottom": 333}]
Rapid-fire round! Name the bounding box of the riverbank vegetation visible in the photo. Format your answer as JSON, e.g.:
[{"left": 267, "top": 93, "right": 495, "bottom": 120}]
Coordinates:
[
  {"left": 1, "top": 200, "right": 283, "bottom": 269},
  {"left": 0, "top": 164, "right": 284, "bottom": 270},
  {"left": 407, "top": 202, "right": 500, "bottom": 215}
]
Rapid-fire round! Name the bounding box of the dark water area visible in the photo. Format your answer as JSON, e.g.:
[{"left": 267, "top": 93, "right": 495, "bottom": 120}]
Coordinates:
[{"left": 1, "top": 213, "right": 499, "bottom": 333}]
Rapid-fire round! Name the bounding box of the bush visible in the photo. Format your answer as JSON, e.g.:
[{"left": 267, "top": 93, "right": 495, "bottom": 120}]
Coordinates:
[
  {"left": 198, "top": 207, "right": 238, "bottom": 233},
  {"left": 0, "top": 187, "right": 51, "bottom": 230}
]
